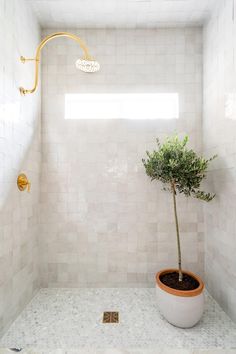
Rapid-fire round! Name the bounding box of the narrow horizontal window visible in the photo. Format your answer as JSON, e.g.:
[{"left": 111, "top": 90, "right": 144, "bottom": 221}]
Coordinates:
[{"left": 65, "top": 93, "right": 179, "bottom": 120}]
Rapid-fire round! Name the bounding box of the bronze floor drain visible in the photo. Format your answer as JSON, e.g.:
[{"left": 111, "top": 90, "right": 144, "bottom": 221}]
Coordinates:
[{"left": 103, "top": 311, "right": 119, "bottom": 323}]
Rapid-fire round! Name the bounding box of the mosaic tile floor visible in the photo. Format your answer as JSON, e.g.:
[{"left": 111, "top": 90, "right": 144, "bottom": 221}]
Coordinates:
[
  {"left": 0, "top": 289, "right": 236, "bottom": 350},
  {"left": 0, "top": 350, "right": 236, "bottom": 354}
]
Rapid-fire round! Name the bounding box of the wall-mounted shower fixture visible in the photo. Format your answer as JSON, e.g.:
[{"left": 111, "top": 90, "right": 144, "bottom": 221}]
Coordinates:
[
  {"left": 17, "top": 174, "right": 31, "bottom": 192},
  {"left": 19, "top": 32, "right": 100, "bottom": 95}
]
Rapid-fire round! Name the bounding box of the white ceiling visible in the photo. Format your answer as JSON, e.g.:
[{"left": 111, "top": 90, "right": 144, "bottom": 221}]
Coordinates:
[{"left": 27, "top": 0, "right": 217, "bottom": 29}]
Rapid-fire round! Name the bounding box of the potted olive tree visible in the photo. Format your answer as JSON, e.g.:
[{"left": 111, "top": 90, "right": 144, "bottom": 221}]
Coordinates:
[{"left": 142, "top": 135, "right": 216, "bottom": 328}]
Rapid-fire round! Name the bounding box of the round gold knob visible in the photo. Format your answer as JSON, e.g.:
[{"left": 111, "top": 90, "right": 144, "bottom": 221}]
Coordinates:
[{"left": 17, "top": 173, "right": 31, "bottom": 192}]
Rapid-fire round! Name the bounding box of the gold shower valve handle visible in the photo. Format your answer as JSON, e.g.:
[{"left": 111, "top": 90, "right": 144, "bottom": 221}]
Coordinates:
[{"left": 17, "top": 173, "right": 31, "bottom": 192}]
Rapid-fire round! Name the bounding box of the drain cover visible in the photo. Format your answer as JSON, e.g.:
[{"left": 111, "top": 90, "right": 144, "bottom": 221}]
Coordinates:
[{"left": 103, "top": 311, "right": 119, "bottom": 323}]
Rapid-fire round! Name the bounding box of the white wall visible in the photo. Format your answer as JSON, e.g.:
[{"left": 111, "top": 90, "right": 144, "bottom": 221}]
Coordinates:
[
  {"left": 40, "top": 28, "right": 204, "bottom": 287},
  {"left": 0, "top": 0, "right": 41, "bottom": 336},
  {"left": 203, "top": 0, "right": 236, "bottom": 322},
  {"left": 0, "top": 0, "right": 235, "bottom": 335}
]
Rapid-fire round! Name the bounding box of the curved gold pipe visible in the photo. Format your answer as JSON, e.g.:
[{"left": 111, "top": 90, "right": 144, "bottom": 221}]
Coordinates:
[{"left": 19, "top": 32, "right": 92, "bottom": 95}]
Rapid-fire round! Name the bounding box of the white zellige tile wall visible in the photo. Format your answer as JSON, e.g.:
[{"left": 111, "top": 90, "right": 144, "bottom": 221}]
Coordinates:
[
  {"left": 40, "top": 28, "right": 204, "bottom": 288},
  {"left": 0, "top": 0, "right": 41, "bottom": 337},
  {"left": 203, "top": 0, "right": 236, "bottom": 322}
]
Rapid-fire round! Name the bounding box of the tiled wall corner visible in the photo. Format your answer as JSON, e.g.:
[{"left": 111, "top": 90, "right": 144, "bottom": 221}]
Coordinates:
[
  {"left": 203, "top": 0, "right": 236, "bottom": 322},
  {"left": 0, "top": 0, "right": 41, "bottom": 336}
]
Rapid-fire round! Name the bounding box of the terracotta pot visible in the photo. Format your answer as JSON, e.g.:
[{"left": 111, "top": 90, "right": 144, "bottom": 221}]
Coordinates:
[{"left": 156, "top": 268, "right": 204, "bottom": 328}]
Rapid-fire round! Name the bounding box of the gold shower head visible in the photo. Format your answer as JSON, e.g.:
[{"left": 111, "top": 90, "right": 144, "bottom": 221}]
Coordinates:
[
  {"left": 19, "top": 32, "right": 100, "bottom": 95},
  {"left": 76, "top": 58, "right": 100, "bottom": 73}
]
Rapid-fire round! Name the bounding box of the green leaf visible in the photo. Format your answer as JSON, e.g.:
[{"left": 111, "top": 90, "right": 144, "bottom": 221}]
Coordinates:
[{"left": 142, "top": 135, "right": 216, "bottom": 202}]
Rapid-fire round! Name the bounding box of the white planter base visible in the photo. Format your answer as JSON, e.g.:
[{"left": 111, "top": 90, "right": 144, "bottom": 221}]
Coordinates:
[
  {"left": 156, "top": 269, "right": 205, "bottom": 328},
  {"left": 156, "top": 285, "right": 204, "bottom": 328}
]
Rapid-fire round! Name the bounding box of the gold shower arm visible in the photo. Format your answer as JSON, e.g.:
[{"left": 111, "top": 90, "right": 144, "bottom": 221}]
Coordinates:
[{"left": 19, "top": 32, "right": 92, "bottom": 95}]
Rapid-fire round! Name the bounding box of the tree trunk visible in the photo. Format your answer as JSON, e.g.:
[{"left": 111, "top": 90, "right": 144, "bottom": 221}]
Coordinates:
[{"left": 171, "top": 182, "right": 183, "bottom": 282}]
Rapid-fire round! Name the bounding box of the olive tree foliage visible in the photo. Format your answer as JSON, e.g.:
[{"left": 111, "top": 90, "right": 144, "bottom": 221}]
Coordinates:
[{"left": 142, "top": 135, "right": 216, "bottom": 281}]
